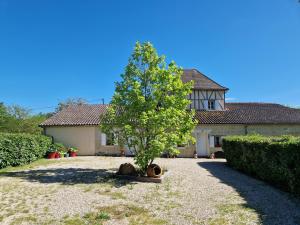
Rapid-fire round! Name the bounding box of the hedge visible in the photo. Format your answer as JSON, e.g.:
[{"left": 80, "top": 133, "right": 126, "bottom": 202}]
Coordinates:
[
  {"left": 223, "top": 135, "right": 300, "bottom": 196},
  {"left": 0, "top": 133, "right": 52, "bottom": 169}
]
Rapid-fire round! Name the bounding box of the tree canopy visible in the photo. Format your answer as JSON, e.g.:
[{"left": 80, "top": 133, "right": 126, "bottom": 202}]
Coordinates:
[
  {"left": 101, "top": 42, "right": 197, "bottom": 173},
  {"left": 55, "top": 97, "right": 87, "bottom": 112},
  {"left": 0, "top": 103, "right": 49, "bottom": 134}
]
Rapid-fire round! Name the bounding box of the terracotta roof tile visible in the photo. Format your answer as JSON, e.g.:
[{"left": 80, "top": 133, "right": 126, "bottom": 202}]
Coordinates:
[
  {"left": 195, "top": 103, "right": 300, "bottom": 124},
  {"left": 40, "top": 103, "right": 300, "bottom": 127},
  {"left": 182, "top": 69, "right": 228, "bottom": 90},
  {"left": 39, "top": 104, "right": 108, "bottom": 127}
]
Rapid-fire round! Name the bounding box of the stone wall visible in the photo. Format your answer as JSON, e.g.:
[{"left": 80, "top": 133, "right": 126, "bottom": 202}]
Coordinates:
[
  {"left": 201, "top": 124, "right": 300, "bottom": 155},
  {"left": 177, "top": 145, "right": 196, "bottom": 158}
]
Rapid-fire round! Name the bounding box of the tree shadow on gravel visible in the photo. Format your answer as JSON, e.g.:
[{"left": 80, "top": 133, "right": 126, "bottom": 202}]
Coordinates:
[
  {"left": 0, "top": 168, "right": 136, "bottom": 188},
  {"left": 198, "top": 161, "right": 300, "bottom": 225}
]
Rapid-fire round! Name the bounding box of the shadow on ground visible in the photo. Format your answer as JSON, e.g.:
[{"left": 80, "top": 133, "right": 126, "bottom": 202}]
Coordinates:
[
  {"left": 198, "top": 161, "right": 300, "bottom": 225},
  {"left": 0, "top": 168, "right": 136, "bottom": 187}
]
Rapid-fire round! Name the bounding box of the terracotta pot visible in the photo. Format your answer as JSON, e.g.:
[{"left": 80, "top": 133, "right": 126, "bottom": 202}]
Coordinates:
[
  {"left": 70, "top": 152, "right": 77, "bottom": 157},
  {"left": 47, "top": 152, "right": 56, "bottom": 159},
  {"left": 55, "top": 152, "right": 60, "bottom": 158},
  {"left": 118, "top": 163, "right": 136, "bottom": 175},
  {"left": 147, "top": 164, "right": 162, "bottom": 178}
]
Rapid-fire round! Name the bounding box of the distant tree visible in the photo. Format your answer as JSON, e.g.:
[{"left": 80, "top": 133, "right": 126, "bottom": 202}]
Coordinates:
[
  {"left": 0, "top": 102, "right": 11, "bottom": 132},
  {"left": 0, "top": 103, "right": 47, "bottom": 134},
  {"left": 101, "top": 42, "right": 196, "bottom": 174},
  {"left": 55, "top": 97, "right": 87, "bottom": 112},
  {"left": 7, "top": 105, "right": 30, "bottom": 119}
]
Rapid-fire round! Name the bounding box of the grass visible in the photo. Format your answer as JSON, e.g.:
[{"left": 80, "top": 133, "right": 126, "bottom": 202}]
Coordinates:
[
  {"left": 61, "top": 204, "right": 166, "bottom": 225},
  {"left": 208, "top": 203, "right": 261, "bottom": 225},
  {"left": 0, "top": 158, "right": 79, "bottom": 174},
  {"left": 10, "top": 215, "right": 38, "bottom": 225}
]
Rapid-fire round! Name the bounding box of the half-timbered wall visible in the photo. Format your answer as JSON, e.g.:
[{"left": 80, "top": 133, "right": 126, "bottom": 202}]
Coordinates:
[{"left": 188, "top": 90, "right": 225, "bottom": 110}]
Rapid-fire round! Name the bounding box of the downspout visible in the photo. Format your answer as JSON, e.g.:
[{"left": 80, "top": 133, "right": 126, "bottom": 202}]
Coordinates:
[{"left": 244, "top": 125, "right": 248, "bottom": 135}]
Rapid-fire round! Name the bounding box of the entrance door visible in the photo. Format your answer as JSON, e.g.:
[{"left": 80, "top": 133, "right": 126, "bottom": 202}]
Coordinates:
[{"left": 197, "top": 132, "right": 208, "bottom": 157}]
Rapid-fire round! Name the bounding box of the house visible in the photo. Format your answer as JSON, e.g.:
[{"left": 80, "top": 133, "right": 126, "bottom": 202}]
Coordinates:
[{"left": 40, "top": 69, "right": 300, "bottom": 157}]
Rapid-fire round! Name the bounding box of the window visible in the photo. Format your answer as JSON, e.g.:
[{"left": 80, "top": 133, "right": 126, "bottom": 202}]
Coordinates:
[
  {"left": 214, "top": 136, "right": 222, "bottom": 147},
  {"left": 208, "top": 100, "right": 215, "bottom": 110},
  {"left": 106, "top": 133, "right": 115, "bottom": 146},
  {"left": 101, "top": 132, "right": 115, "bottom": 146},
  {"left": 209, "top": 135, "right": 223, "bottom": 148}
]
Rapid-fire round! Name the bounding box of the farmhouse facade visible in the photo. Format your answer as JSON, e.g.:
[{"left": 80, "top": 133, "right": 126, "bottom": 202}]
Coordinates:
[{"left": 40, "top": 69, "right": 300, "bottom": 157}]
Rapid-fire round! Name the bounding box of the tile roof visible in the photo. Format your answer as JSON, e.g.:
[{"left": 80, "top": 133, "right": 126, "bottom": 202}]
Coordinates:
[
  {"left": 40, "top": 103, "right": 300, "bottom": 127},
  {"left": 39, "top": 104, "right": 108, "bottom": 127},
  {"left": 182, "top": 69, "right": 228, "bottom": 90},
  {"left": 195, "top": 103, "right": 300, "bottom": 124}
]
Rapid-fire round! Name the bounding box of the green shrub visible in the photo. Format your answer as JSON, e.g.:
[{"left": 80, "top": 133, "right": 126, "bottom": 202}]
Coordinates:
[
  {"left": 0, "top": 132, "right": 52, "bottom": 169},
  {"left": 223, "top": 135, "right": 300, "bottom": 196}
]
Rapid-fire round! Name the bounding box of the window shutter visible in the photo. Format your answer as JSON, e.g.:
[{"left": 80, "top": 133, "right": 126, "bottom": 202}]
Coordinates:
[
  {"left": 101, "top": 133, "right": 106, "bottom": 146},
  {"left": 209, "top": 136, "right": 215, "bottom": 147}
]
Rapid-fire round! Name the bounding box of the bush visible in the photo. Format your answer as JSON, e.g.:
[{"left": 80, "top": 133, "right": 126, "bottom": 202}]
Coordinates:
[
  {"left": 0, "top": 132, "right": 52, "bottom": 169},
  {"left": 223, "top": 135, "right": 300, "bottom": 196}
]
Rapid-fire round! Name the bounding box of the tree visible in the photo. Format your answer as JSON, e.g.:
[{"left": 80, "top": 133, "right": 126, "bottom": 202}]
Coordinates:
[
  {"left": 0, "top": 103, "right": 11, "bottom": 132},
  {"left": 0, "top": 103, "right": 47, "bottom": 134},
  {"left": 55, "top": 97, "right": 87, "bottom": 112},
  {"left": 101, "top": 42, "right": 196, "bottom": 173}
]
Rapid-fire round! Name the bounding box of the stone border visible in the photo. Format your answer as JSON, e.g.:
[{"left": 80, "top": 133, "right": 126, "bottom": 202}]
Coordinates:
[{"left": 115, "top": 170, "right": 170, "bottom": 183}]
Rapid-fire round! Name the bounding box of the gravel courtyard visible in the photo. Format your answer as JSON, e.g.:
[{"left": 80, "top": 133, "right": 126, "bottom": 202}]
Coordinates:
[{"left": 0, "top": 157, "right": 300, "bottom": 225}]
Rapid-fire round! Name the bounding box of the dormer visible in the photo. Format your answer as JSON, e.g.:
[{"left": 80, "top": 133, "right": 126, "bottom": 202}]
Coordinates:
[{"left": 182, "top": 69, "right": 229, "bottom": 111}]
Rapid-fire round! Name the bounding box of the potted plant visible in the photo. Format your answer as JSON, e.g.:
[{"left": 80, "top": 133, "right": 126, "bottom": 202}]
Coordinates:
[
  {"left": 47, "top": 145, "right": 57, "bottom": 159},
  {"left": 68, "top": 147, "right": 78, "bottom": 157},
  {"left": 53, "top": 143, "right": 66, "bottom": 158}
]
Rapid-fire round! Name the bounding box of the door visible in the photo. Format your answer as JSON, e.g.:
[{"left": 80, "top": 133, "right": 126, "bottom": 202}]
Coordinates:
[{"left": 197, "top": 132, "right": 208, "bottom": 156}]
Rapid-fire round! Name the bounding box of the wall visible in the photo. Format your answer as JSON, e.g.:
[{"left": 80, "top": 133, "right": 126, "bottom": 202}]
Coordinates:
[
  {"left": 188, "top": 90, "right": 225, "bottom": 110},
  {"left": 95, "top": 128, "right": 122, "bottom": 156},
  {"left": 45, "top": 126, "right": 97, "bottom": 156},
  {"left": 200, "top": 124, "right": 300, "bottom": 155},
  {"left": 178, "top": 145, "right": 196, "bottom": 158}
]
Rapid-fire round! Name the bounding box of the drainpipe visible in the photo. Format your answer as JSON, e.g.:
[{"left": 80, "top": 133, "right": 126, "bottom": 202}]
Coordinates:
[{"left": 244, "top": 125, "right": 248, "bottom": 135}]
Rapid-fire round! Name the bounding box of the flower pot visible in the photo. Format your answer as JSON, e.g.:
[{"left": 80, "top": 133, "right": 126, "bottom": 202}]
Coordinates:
[
  {"left": 47, "top": 152, "right": 56, "bottom": 159},
  {"left": 147, "top": 164, "right": 162, "bottom": 178},
  {"left": 55, "top": 152, "right": 60, "bottom": 158},
  {"left": 70, "top": 152, "right": 77, "bottom": 157}
]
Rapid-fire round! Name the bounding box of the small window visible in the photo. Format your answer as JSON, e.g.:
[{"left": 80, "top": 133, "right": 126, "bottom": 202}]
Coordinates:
[
  {"left": 208, "top": 100, "right": 215, "bottom": 110},
  {"left": 106, "top": 133, "right": 115, "bottom": 146},
  {"left": 214, "top": 136, "right": 222, "bottom": 147}
]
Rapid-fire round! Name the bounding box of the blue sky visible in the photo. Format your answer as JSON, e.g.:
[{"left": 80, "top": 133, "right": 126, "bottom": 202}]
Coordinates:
[{"left": 0, "top": 0, "right": 300, "bottom": 113}]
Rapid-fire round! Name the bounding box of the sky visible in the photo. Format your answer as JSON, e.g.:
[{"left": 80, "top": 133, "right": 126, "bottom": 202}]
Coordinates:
[{"left": 0, "top": 0, "right": 300, "bottom": 113}]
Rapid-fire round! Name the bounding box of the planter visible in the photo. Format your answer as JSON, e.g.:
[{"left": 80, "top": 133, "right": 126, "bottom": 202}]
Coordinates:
[
  {"left": 55, "top": 152, "right": 60, "bottom": 158},
  {"left": 147, "top": 164, "right": 162, "bottom": 178},
  {"left": 47, "top": 152, "right": 56, "bottom": 159},
  {"left": 117, "top": 163, "right": 137, "bottom": 176},
  {"left": 69, "top": 152, "right": 77, "bottom": 157}
]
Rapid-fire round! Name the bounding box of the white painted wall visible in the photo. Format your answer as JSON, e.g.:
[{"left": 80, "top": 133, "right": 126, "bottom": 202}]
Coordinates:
[{"left": 45, "top": 126, "right": 97, "bottom": 156}]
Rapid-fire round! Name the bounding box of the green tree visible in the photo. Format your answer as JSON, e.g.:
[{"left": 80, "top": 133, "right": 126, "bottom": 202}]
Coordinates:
[
  {"left": 101, "top": 42, "right": 196, "bottom": 173},
  {"left": 55, "top": 97, "right": 87, "bottom": 112},
  {"left": 0, "top": 103, "right": 47, "bottom": 134},
  {"left": 0, "top": 103, "right": 12, "bottom": 132}
]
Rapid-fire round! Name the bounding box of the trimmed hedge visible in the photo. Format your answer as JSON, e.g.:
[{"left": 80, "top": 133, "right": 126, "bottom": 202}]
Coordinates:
[
  {"left": 223, "top": 135, "right": 300, "bottom": 196},
  {"left": 0, "top": 133, "right": 52, "bottom": 169}
]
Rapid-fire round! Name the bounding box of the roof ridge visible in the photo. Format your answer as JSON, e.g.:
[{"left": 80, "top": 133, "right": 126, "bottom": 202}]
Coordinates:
[
  {"left": 182, "top": 68, "right": 228, "bottom": 90},
  {"left": 193, "top": 69, "right": 229, "bottom": 90}
]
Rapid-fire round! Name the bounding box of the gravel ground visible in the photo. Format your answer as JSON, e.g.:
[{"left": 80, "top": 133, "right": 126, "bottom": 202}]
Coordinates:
[{"left": 0, "top": 156, "right": 300, "bottom": 225}]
